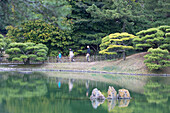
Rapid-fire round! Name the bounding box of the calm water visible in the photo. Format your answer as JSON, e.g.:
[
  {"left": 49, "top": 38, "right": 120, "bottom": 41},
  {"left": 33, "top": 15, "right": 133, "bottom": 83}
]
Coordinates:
[{"left": 0, "top": 71, "right": 170, "bottom": 113}]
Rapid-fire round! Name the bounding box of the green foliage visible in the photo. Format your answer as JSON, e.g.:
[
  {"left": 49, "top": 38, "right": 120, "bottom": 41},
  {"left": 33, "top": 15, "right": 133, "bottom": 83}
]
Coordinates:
[
  {"left": 0, "top": 0, "right": 71, "bottom": 32},
  {"left": 133, "top": 25, "right": 170, "bottom": 51},
  {"left": 144, "top": 48, "right": 170, "bottom": 71},
  {"left": 69, "top": 0, "right": 147, "bottom": 54},
  {"left": 6, "top": 42, "right": 48, "bottom": 64},
  {"left": 6, "top": 20, "right": 72, "bottom": 56},
  {"left": 144, "top": 80, "right": 170, "bottom": 104},
  {"left": 99, "top": 32, "right": 136, "bottom": 60},
  {"left": 143, "top": 0, "right": 170, "bottom": 27},
  {"left": 0, "top": 34, "right": 11, "bottom": 57},
  {"left": 158, "top": 26, "right": 170, "bottom": 51},
  {"left": 86, "top": 0, "right": 147, "bottom": 33}
]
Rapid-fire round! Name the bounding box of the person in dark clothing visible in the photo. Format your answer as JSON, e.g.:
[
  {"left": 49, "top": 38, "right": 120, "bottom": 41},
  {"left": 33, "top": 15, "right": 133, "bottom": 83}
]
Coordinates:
[{"left": 86, "top": 46, "right": 90, "bottom": 62}]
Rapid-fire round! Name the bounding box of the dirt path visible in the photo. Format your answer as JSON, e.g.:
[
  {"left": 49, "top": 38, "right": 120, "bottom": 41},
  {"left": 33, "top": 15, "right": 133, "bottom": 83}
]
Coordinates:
[{"left": 41, "top": 52, "right": 169, "bottom": 74}]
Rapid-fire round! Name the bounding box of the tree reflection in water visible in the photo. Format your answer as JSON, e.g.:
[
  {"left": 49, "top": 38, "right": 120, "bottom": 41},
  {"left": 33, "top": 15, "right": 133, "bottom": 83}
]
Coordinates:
[
  {"left": 0, "top": 72, "right": 170, "bottom": 113},
  {"left": 144, "top": 80, "right": 170, "bottom": 104}
]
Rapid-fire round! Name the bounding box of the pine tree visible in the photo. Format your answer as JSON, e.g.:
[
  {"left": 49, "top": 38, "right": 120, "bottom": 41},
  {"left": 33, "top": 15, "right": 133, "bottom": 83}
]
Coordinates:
[
  {"left": 158, "top": 26, "right": 170, "bottom": 51},
  {"left": 0, "top": 0, "right": 71, "bottom": 32},
  {"left": 144, "top": 48, "right": 170, "bottom": 71},
  {"left": 99, "top": 32, "right": 136, "bottom": 60},
  {"left": 6, "top": 42, "right": 48, "bottom": 64},
  {"left": 86, "top": 0, "right": 146, "bottom": 33},
  {"left": 143, "top": 0, "right": 170, "bottom": 27},
  {"left": 133, "top": 26, "right": 170, "bottom": 51}
]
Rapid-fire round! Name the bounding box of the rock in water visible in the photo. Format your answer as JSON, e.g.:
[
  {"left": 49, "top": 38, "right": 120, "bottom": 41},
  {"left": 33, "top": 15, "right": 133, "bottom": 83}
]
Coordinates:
[
  {"left": 107, "top": 86, "right": 117, "bottom": 99},
  {"left": 90, "top": 88, "right": 105, "bottom": 100},
  {"left": 118, "top": 89, "right": 131, "bottom": 99}
]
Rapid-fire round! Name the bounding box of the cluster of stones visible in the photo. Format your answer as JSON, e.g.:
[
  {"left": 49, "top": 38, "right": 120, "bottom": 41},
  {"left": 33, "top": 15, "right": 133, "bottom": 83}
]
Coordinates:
[
  {"left": 90, "top": 86, "right": 131, "bottom": 100},
  {"left": 90, "top": 86, "right": 131, "bottom": 109}
]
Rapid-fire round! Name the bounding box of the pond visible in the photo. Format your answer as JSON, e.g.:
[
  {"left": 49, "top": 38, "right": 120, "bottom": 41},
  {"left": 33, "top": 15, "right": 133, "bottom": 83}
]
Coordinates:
[{"left": 0, "top": 71, "right": 170, "bottom": 113}]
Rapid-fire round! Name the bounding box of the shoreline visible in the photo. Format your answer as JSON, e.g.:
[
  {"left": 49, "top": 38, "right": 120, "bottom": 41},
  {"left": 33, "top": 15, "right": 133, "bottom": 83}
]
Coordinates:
[{"left": 0, "top": 68, "right": 170, "bottom": 76}]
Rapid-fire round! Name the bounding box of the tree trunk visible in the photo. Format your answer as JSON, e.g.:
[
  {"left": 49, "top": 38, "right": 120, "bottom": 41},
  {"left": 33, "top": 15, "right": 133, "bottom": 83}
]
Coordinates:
[
  {"left": 24, "top": 58, "right": 30, "bottom": 65},
  {"left": 123, "top": 51, "right": 126, "bottom": 60},
  {"left": 122, "top": 22, "right": 126, "bottom": 32}
]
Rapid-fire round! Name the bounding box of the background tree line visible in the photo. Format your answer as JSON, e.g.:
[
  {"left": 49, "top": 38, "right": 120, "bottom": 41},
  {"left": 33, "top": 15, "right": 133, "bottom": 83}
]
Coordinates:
[
  {"left": 0, "top": 0, "right": 169, "bottom": 54},
  {"left": 0, "top": 0, "right": 169, "bottom": 70}
]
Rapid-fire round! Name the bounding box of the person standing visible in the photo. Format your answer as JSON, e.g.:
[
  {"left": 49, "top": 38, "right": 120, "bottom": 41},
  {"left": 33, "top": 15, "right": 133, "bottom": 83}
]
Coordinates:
[
  {"left": 86, "top": 46, "right": 90, "bottom": 62},
  {"left": 69, "top": 48, "right": 74, "bottom": 62},
  {"left": 58, "top": 52, "right": 62, "bottom": 62}
]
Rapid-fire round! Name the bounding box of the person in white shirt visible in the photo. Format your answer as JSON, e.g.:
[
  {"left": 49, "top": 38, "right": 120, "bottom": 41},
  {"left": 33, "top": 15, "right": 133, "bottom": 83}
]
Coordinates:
[{"left": 69, "top": 48, "right": 74, "bottom": 62}]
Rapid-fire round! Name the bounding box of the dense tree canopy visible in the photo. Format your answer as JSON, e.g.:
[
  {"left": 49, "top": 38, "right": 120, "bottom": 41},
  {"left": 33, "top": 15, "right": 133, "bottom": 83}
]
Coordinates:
[
  {"left": 68, "top": 0, "right": 147, "bottom": 54},
  {"left": 0, "top": 0, "right": 71, "bottom": 33},
  {"left": 143, "top": 0, "right": 170, "bottom": 27},
  {"left": 0, "top": 0, "right": 170, "bottom": 57},
  {"left": 6, "top": 20, "right": 72, "bottom": 56},
  {"left": 86, "top": 0, "right": 146, "bottom": 33}
]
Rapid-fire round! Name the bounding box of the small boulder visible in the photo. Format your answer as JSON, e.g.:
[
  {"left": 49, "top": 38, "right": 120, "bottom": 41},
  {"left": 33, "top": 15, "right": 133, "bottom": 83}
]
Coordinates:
[
  {"left": 118, "top": 89, "right": 131, "bottom": 99},
  {"left": 90, "top": 88, "right": 105, "bottom": 100},
  {"left": 107, "top": 86, "right": 117, "bottom": 99}
]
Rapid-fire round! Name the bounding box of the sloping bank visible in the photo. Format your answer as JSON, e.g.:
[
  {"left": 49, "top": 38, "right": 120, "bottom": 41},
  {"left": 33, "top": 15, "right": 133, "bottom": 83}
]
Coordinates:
[{"left": 0, "top": 68, "right": 169, "bottom": 76}]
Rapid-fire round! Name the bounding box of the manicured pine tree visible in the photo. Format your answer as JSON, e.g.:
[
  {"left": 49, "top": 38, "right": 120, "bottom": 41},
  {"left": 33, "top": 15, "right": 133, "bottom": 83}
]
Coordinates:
[
  {"left": 133, "top": 27, "right": 165, "bottom": 51},
  {"left": 99, "top": 32, "right": 136, "bottom": 60},
  {"left": 158, "top": 26, "right": 170, "bottom": 51},
  {"left": 133, "top": 25, "right": 170, "bottom": 52},
  {"left": 6, "top": 42, "right": 48, "bottom": 64},
  {"left": 144, "top": 48, "right": 170, "bottom": 71}
]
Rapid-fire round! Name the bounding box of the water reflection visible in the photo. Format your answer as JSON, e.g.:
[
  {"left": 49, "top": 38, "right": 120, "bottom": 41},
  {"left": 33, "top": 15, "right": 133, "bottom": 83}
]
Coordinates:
[
  {"left": 0, "top": 72, "right": 170, "bottom": 113},
  {"left": 144, "top": 80, "right": 170, "bottom": 104},
  {"left": 86, "top": 80, "right": 90, "bottom": 97},
  {"left": 118, "top": 99, "right": 130, "bottom": 107},
  {"left": 90, "top": 99, "right": 130, "bottom": 110},
  {"left": 69, "top": 79, "right": 74, "bottom": 92},
  {"left": 91, "top": 99, "right": 105, "bottom": 109},
  {"left": 108, "top": 99, "right": 116, "bottom": 111}
]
